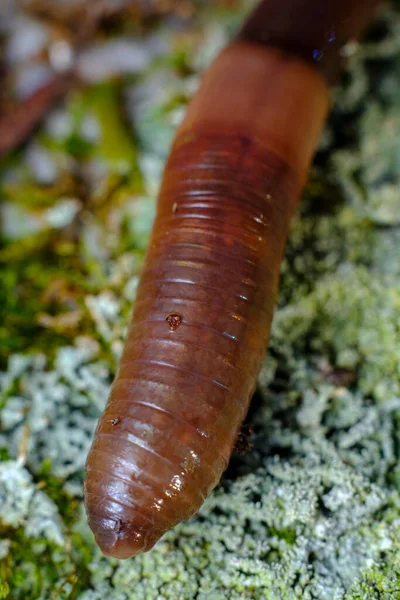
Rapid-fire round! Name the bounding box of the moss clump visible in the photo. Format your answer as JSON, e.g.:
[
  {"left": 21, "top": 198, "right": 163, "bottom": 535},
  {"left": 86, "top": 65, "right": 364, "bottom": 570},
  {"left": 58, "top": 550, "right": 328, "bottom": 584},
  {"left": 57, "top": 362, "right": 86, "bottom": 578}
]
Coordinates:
[{"left": 0, "top": 461, "right": 92, "bottom": 600}]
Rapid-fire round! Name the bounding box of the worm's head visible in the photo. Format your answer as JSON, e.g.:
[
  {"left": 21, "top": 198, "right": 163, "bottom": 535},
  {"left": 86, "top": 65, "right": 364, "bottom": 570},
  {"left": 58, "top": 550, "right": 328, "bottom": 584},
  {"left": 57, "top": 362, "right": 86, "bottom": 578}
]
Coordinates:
[{"left": 83, "top": 470, "right": 164, "bottom": 559}]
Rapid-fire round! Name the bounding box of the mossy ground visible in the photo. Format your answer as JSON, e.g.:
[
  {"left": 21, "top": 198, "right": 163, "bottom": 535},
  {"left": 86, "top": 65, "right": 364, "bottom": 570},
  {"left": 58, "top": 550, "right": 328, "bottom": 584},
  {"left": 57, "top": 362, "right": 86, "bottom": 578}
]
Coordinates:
[{"left": 0, "top": 2, "right": 400, "bottom": 599}]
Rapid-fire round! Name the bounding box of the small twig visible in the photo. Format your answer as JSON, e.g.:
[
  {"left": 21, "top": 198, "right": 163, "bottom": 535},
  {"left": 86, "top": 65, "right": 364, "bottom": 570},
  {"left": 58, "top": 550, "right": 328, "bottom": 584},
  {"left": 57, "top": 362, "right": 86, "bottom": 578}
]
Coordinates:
[
  {"left": 0, "top": 0, "right": 199, "bottom": 159},
  {"left": 0, "top": 0, "right": 113, "bottom": 160},
  {"left": 0, "top": 71, "right": 75, "bottom": 159}
]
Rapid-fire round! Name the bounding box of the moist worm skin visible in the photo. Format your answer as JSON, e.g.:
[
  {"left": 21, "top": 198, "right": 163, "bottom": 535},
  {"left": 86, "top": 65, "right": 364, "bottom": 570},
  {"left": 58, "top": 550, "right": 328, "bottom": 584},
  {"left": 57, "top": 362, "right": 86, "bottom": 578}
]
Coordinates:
[
  {"left": 84, "top": 0, "right": 380, "bottom": 556},
  {"left": 84, "top": 42, "right": 329, "bottom": 559},
  {"left": 86, "top": 136, "right": 301, "bottom": 558}
]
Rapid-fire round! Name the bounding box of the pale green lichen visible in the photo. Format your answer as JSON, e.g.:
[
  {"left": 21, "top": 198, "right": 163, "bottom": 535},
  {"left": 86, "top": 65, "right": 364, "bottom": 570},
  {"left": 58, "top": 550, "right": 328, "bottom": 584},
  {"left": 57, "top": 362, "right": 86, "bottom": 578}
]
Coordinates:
[
  {"left": 0, "top": 461, "right": 65, "bottom": 547},
  {"left": 1, "top": 1, "right": 400, "bottom": 599}
]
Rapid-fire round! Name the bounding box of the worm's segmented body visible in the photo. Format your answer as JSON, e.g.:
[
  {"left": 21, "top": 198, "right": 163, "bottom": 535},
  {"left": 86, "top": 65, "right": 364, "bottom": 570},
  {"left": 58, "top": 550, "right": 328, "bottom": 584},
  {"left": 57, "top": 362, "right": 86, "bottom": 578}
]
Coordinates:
[
  {"left": 85, "top": 133, "right": 299, "bottom": 557},
  {"left": 85, "top": 40, "right": 329, "bottom": 559},
  {"left": 85, "top": 0, "right": 381, "bottom": 558}
]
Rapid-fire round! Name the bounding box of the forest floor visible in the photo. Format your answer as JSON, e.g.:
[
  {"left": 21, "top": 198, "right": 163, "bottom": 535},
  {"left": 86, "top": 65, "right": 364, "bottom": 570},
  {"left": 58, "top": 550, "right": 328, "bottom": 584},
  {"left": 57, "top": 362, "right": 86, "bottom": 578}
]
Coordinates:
[{"left": 1, "top": 1, "right": 400, "bottom": 598}]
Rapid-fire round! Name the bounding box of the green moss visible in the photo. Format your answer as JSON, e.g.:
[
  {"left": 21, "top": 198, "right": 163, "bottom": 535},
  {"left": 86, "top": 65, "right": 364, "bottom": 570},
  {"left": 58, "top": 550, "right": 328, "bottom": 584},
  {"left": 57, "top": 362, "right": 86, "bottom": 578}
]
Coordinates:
[
  {"left": 0, "top": 461, "right": 92, "bottom": 600},
  {"left": 0, "top": 81, "right": 148, "bottom": 364},
  {"left": 85, "top": 82, "right": 141, "bottom": 181},
  {"left": 268, "top": 527, "right": 296, "bottom": 545},
  {"left": 0, "top": 529, "right": 89, "bottom": 600}
]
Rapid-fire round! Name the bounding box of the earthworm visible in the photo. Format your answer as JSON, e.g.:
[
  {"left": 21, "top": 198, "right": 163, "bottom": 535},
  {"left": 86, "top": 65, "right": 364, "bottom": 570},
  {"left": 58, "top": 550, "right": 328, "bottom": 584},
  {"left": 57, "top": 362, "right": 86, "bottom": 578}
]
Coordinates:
[{"left": 84, "top": 0, "right": 382, "bottom": 559}]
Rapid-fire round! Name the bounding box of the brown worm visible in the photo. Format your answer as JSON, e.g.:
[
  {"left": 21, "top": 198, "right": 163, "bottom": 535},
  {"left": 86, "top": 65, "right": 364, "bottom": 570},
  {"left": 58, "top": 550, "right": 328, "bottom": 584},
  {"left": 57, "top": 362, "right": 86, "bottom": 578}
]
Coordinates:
[{"left": 84, "top": 0, "right": 382, "bottom": 559}]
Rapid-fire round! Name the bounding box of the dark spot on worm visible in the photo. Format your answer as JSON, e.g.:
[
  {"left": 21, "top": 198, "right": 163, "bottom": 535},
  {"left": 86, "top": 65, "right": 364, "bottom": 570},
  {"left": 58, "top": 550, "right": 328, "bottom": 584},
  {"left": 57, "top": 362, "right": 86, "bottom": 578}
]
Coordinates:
[
  {"left": 111, "top": 418, "right": 119, "bottom": 426},
  {"left": 166, "top": 313, "right": 182, "bottom": 331}
]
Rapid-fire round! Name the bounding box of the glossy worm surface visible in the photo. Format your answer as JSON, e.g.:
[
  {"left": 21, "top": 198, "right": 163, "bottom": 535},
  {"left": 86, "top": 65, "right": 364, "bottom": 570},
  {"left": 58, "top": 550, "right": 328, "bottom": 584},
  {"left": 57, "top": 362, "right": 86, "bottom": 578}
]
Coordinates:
[
  {"left": 84, "top": 0, "right": 381, "bottom": 558},
  {"left": 84, "top": 41, "right": 330, "bottom": 558},
  {"left": 86, "top": 135, "right": 298, "bottom": 557}
]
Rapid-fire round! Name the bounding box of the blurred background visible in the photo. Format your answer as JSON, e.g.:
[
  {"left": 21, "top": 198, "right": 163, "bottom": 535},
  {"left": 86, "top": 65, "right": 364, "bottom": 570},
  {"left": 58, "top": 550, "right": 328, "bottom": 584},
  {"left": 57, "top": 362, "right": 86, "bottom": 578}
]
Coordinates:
[{"left": 0, "top": 1, "right": 400, "bottom": 599}]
